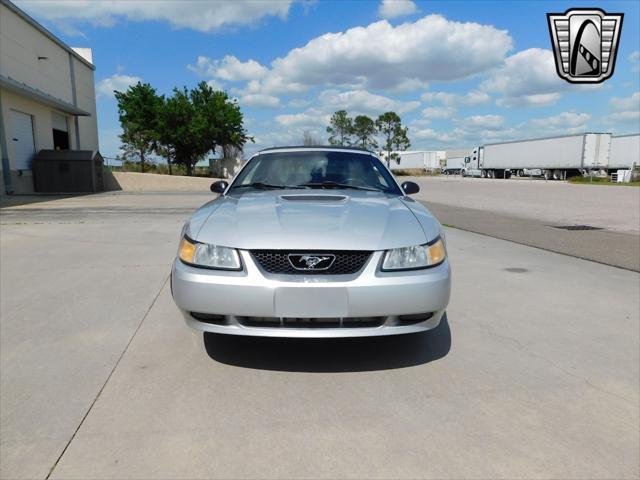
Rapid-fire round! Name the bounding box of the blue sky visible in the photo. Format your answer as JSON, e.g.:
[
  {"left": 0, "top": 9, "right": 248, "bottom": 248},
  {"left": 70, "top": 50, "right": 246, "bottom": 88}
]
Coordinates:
[{"left": 15, "top": 0, "right": 640, "bottom": 159}]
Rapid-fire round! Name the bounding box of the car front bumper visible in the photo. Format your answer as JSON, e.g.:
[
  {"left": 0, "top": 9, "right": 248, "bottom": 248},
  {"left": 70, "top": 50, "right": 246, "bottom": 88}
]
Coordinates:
[{"left": 171, "top": 250, "right": 451, "bottom": 338}]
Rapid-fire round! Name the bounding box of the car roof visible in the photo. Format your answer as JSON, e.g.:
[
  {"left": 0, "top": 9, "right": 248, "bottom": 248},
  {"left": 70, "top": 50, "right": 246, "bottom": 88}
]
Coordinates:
[{"left": 257, "top": 145, "right": 374, "bottom": 155}]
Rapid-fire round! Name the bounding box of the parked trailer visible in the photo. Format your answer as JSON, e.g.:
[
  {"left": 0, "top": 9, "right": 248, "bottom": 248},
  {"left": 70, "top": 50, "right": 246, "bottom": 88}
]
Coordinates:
[
  {"left": 462, "top": 133, "right": 614, "bottom": 180},
  {"left": 609, "top": 134, "right": 639, "bottom": 169},
  {"left": 386, "top": 151, "right": 445, "bottom": 171},
  {"left": 443, "top": 156, "right": 465, "bottom": 175}
]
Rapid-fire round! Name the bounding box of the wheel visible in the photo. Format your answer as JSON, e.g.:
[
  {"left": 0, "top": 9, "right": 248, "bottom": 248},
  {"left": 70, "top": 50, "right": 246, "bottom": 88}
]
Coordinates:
[
  {"left": 517, "top": 170, "right": 524, "bottom": 177},
  {"left": 543, "top": 169, "right": 552, "bottom": 180},
  {"left": 480, "top": 170, "right": 486, "bottom": 178},
  {"left": 504, "top": 170, "right": 512, "bottom": 179},
  {"left": 461, "top": 170, "right": 467, "bottom": 177},
  {"left": 488, "top": 170, "right": 494, "bottom": 179}
]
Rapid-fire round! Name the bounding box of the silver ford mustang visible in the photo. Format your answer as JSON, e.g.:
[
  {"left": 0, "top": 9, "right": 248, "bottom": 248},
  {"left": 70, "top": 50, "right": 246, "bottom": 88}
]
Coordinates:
[{"left": 171, "top": 146, "right": 451, "bottom": 338}]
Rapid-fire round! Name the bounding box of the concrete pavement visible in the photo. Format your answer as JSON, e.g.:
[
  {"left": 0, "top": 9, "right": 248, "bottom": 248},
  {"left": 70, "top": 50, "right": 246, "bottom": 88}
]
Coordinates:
[
  {"left": 1, "top": 192, "right": 638, "bottom": 479},
  {"left": 421, "top": 200, "right": 640, "bottom": 271},
  {"left": 409, "top": 176, "right": 640, "bottom": 234}
]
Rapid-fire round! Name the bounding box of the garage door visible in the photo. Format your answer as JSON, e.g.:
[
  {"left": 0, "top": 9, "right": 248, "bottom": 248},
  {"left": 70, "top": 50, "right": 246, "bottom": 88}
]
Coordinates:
[{"left": 10, "top": 110, "right": 35, "bottom": 170}]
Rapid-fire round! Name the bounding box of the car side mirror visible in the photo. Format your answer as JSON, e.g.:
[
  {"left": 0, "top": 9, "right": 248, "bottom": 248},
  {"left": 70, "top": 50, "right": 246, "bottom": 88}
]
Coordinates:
[
  {"left": 211, "top": 180, "right": 228, "bottom": 194},
  {"left": 401, "top": 181, "right": 419, "bottom": 195}
]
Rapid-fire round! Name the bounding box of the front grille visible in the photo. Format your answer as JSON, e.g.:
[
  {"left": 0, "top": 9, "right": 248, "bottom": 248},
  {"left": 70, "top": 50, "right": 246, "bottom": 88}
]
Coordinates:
[
  {"left": 236, "top": 316, "right": 386, "bottom": 329},
  {"left": 251, "top": 250, "right": 371, "bottom": 275}
]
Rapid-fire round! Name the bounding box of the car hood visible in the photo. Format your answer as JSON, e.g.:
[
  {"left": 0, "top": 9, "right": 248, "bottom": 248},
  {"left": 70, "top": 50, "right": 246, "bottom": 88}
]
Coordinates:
[{"left": 188, "top": 190, "right": 440, "bottom": 251}]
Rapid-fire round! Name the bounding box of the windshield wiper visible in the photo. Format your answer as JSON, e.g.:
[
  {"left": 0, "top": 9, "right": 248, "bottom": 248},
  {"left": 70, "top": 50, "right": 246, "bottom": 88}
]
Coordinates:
[
  {"left": 232, "top": 182, "right": 305, "bottom": 190},
  {"left": 299, "top": 181, "right": 381, "bottom": 192}
]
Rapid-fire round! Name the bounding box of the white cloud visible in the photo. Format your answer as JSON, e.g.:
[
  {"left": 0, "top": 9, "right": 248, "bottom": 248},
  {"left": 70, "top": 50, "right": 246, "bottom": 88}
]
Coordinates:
[
  {"left": 608, "top": 92, "right": 640, "bottom": 124},
  {"left": 481, "top": 48, "right": 570, "bottom": 107},
  {"left": 422, "top": 90, "right": 491, "bottom": 107},
  {"left": 205, "top": 79, "right": 225, "bottom": 91},
  {"left": 288, "top": 98, "right": 313, "bottom": 108},
  {"left": 14, "top": 0, "right": 293, "bottom": 32},
  {"left": 188, "top": 55, "right": 268, "bottom": 81},
  {"left": 457, "top": 114, "right": 505, "bottom": 130},
  {"left": 411, "top": 118, "right": 431, "bottom": 127},
  {"left": 422, "top": 106, "right": 455, "bottom": 119},
  {"left": 96, "top": 74, "right": 142, "bottom": 98},
  {"left": 390, "top": 79, "right": 430, "bottom": 93},
  {"left": 275, "top": 109, "right": 330, "bottom": 128},
  {"left": 411, "top": 128, "right": 437, "bottom": 139},
  {"left": 318, "top": 89, "right": 420, "bottom": 115},
  {"left": 229, "top": 15, "right": 511, "bottom": 96},
  {"left": 527, "top": 112, "right": 591, "bottom": 129},
  {"left": 50, "top": 19, "right": 88, "bottom": 37},
  {"left": 240, "top": 93, "right": 281, "bottom": 109},
  {"left": 608, "top": 111, "right": 640, "bottom": 123},
  {"left": 378, "top": 0, "right": 417, "bottom": 19},
  {"left": 411, "top": 124, "right": 519, "bottom": 148},
  {"left": 610, "top": 92, "right": 640, "bottom": 112}
]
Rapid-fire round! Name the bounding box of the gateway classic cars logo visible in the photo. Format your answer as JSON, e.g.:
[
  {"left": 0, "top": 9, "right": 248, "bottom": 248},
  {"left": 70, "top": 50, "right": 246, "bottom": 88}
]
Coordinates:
[{"left": 547, "top": 8, "right": 623, "bottom": 83}]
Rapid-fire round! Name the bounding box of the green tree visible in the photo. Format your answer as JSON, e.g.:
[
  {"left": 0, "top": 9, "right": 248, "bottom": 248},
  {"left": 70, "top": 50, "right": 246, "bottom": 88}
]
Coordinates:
[
  {"left": 157, "top": 82, "right": 252, "bottom": 176},
  {"left": 352, "top": 115, "right": 378, "bottom": 150},
  {"left": 376, "top": 111, "right": 410, "bottom": 167},
  {"left": 157, "top": 87, "right": 202, "bottom": 176},
  {"left": 326, "top": 110, "right": 354, "bottom": 146},
  {"left": 114, "top": 82, "right": 163, "bottom": 173},
  {"left": 195, "top": 83, "right": 252, "bottom": 157}
]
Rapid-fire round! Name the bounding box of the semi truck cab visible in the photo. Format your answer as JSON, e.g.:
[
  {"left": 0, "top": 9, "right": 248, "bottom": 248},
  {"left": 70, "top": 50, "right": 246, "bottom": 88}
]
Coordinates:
[{"left": 462, "top": 147, "right": 483, "bottom": 177}]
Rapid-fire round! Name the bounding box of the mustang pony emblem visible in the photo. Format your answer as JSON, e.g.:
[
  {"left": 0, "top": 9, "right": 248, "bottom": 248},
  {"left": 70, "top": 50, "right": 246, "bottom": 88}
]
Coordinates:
[{"left": 288, "top": 254, "right": 336, "bottom": 270}]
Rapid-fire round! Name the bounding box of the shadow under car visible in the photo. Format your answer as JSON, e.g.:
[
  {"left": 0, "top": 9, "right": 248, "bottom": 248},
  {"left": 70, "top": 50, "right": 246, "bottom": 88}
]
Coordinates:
[{"left": 203, "top": 314, "right": 451, "bottom": 372}]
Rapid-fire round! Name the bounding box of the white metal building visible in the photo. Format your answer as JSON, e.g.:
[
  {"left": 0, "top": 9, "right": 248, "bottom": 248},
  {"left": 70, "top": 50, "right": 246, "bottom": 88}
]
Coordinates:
[{"left": 0, "top": 0, "right": 99, "bottom": 194}]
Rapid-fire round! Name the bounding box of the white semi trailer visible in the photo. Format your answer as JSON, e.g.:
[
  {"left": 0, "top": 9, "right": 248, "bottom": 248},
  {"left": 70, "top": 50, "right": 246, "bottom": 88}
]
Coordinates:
[
  {"left": 442, "top": 156, "right": 465, "bottom": 175},
  {"left": 462, "top": 133, "right": 617, "bottom": 180},
  {"left": 386, "top": 151, "right": 445, "bottom": 171},
  {"left": 609, "top": 133, "right": 639, "bottom": 169}
]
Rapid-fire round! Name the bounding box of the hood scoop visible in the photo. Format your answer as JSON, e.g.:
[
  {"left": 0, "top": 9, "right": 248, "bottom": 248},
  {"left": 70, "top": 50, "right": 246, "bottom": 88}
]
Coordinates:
[{"left": 280, "top": 194, "right": 348, "bottom": 202}]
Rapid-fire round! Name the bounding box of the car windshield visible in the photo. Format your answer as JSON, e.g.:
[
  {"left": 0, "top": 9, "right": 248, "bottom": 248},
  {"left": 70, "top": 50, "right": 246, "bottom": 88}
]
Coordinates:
[{"left": 230, "top": 151, "right": 401, "bottom": 194}]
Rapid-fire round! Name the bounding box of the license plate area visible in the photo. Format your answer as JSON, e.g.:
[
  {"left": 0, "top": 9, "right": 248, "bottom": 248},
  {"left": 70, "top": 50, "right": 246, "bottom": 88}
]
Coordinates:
[{"left": 274, "top": 287, "right": 348, "bottom": 318}]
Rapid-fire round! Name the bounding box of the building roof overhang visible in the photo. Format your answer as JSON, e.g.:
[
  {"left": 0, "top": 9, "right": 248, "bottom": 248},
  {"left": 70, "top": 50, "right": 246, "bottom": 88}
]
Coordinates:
[{"left": 0, "top": 75, "right": 91, "bottom": 116}]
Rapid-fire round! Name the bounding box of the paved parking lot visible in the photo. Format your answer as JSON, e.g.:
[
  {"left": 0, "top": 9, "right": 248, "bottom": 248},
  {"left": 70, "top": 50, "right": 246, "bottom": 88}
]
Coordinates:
[
  {"left": 410, "top": 176, "right": 640, "bottom": 234},
  {"left": 409, "top": 177, "right": 640, "bottom": 270},
  {"left": 1, "top": 191, "right": 639, "bottom": 479}
]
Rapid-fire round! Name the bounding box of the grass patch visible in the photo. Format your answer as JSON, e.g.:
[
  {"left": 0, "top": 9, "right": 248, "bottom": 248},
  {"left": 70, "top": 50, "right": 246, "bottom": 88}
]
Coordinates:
[
  {"left": 568, "top": 176, "right": 640, "bottom": 186},
  {"left": 393, "top": 169, "right": 440, "bottom": 176}
]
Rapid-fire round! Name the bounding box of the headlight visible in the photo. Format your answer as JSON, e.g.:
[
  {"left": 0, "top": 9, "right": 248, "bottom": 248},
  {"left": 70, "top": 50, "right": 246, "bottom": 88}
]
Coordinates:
[
  {"left": 178, "top": 236, "right": 241, "bottom": 270},
  {"left": 381, "top": 238, "right": 446, "bottom": 271}
]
